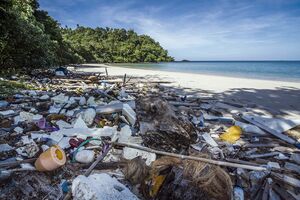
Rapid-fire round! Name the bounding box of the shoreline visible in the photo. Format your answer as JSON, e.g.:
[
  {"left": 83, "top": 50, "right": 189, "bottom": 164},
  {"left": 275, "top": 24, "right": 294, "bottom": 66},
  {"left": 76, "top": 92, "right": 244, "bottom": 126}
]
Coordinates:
[
  {"left": 111, "top": 63, "right": 300, "bottom": 83},
  {"left": 79, "top": 63, "right": 300, "bottom": 117},
  {"left": 81, "top": 63, "right": 300, "bottom": 92}
]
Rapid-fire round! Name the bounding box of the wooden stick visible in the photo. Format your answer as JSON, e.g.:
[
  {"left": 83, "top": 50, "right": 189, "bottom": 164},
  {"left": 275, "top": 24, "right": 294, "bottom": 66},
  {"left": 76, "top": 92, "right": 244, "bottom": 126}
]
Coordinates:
[
  {"left": 105, "top": 67, "right": 108, "bottom": 76},
  {"left": 0, "top": 158, "right": 37, "bottom": 168},
  {"left": 113, "top": 142, "right": 267, "bottom": 171},
  {"left": 242, "top": 114, "right": 296, "bottom": 145}
]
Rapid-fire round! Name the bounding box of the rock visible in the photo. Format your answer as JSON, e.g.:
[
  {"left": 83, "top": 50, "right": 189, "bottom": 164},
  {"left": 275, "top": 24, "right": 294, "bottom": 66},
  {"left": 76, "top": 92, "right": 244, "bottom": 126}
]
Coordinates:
[
  {"left": 72, "top": 173, "right": 139, "bottom": 200},
  {"left": 75, "top": 150, "right": 95, "bottom": 163},
  {"left": 82, "top": 108, "right": 96, "bottom": 126}
]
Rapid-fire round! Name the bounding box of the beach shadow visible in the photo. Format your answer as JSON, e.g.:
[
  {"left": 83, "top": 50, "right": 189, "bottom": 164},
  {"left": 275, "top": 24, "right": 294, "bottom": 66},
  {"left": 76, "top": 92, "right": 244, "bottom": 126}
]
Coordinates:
[{"left": 213, "top": 87, "right": 300, "bottom": 117}]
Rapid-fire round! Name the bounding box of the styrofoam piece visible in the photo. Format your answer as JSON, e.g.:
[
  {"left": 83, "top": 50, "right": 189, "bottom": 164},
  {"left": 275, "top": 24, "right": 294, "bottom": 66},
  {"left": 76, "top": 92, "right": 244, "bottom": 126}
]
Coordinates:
[
  {"left": 118, "top": 125, "right": 132, "bottom": 143},
  {"left": 72, "top": 173, "right": 139, "bottom": 200},
  {"left": 75, "top": 150, "right": 95, "bottom": 163},
  {"left": 82, "top": 108, "right": 96, "bottom": 126},
  {"left": 122, "top": 147, "right": 156, "bottom": 166},
  {"left": 122, "top": 104, "right": 136, "bottom": 125}
]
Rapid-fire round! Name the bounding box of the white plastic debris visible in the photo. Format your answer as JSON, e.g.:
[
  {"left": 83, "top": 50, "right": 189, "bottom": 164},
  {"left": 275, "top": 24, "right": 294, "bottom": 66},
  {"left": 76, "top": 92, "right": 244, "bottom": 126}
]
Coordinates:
[
  {"left": 235, "top": 121, "right": 266, "bottom": 135},
  {"left": 267, "top": 162, "right": 281, "bottom": 169},
  {"left": 0, "top": 100, "right": 9, "bottom": 108},
  {"left": 118, "top": 125, "right": 132, "bottom": 143},
  {"left": 122, "top": 104, "right": 136, "bottom": 125},
  {"left": 58, "top": 137, "right": 71, "bottom": 149},
  {"left": 242, "top": 114, "right": 300, "bottom": 133},
  {"left": 74, "top": 115, "right": 89, "bottom": 129},
  {"left": 82, "top": 108, "right": 96, "bottom": 126},
  {"left": 122, "top": 147, "right": 156, "bottom": 166},
  {"left": 233, "top": 186, "right": 244, "bottom": 200},
  {"left": 0, "top": 144, "right": 13, "bottom": 152},
  {"left": 18, "top": 111, "right": 42, "bottom": 122},
  {"left": 14, "top": 127, "right": 24, "bottom": 134},
  {"left": 56, "top": 120, "right": 73, "bottom": 129},
  {"left": 49, "top": 131, "right": 64, "bottom": 143},
  {"left": 0, "top": 110, "right": 14, "bottom": 116},
  {"left": 48, "top": 105, "right": 61, "bottom": 114},
  {"left": 52, "top": 93, "right": 69, "bottom": 104},
  {"left": 52, "top": 125, "right": 118, "bottom": 140},
  {"left": 39, "top": 94, "right": 50, "bottom": 100},
  {"left": 21, "top": 136, "right": 34, "bottom": 145},
  {"left": 87, "top": 97, "right": 96, "bottom": 106},
  {"left": 79, "top": 96, "right": 86, "bottom": 106},
  {"left": 72, "top": 173, "right": 139, "bottom": 200},
  {"left": 16, "top": 142, "right": 39, "bottom": 158},
  {"left": 75, "top": 150, "right": 95, "bottom": 163},
  {"left": 202, "top": 132, "right": 218, "bottom": 147}
]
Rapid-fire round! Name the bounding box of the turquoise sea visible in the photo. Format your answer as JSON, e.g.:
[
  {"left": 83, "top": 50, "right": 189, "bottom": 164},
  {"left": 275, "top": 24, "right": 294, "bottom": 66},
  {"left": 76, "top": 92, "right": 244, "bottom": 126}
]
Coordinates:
[{"left": 113, "top": 61, "right": 300, "bottom": 82}]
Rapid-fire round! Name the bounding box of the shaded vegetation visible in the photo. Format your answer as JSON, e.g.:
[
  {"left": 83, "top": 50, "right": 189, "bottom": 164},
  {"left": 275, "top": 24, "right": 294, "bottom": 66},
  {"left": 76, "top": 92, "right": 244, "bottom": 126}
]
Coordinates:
[{"left": 0, "top": 0, "right": 173, "bottom": 72}]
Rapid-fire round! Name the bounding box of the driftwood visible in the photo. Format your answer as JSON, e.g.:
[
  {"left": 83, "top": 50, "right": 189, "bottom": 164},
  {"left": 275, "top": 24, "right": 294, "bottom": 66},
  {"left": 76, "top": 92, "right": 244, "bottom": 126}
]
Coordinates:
[
  {"left": 242, "top": 114, "right": 296, "bottom": 145},
  {"left": 113, "top": 142, "right": 267, "bottom": 171},
  {"left": 168, "top": 101, "right": 199, "bottom": 107}
]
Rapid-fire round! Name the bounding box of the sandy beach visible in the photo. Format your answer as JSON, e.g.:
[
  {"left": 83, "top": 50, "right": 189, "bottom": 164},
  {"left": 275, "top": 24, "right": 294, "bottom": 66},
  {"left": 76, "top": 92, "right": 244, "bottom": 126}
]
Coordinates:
[{"left": 80, "top": 63, "right": 300, "bottom": 117}]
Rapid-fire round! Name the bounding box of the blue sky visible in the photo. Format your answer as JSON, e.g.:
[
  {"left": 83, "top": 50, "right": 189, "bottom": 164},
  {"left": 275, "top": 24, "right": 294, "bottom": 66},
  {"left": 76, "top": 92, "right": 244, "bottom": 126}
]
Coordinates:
[{"left": 39, "top": 0, "right": 300, "bottom": 60}]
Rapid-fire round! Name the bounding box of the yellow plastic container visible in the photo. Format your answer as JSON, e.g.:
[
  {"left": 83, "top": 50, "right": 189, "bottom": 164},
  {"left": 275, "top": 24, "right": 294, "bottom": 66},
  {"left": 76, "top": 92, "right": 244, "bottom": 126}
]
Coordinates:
[{"left": 35, "top": 145, "right": 66, "bottom": 171}]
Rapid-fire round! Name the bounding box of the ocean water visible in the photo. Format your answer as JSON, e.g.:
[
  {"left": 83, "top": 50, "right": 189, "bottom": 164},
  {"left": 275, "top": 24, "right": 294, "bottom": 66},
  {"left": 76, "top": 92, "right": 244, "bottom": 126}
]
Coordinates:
[{"left": 113, "top": 61, "right": 300, "bottom": 82}]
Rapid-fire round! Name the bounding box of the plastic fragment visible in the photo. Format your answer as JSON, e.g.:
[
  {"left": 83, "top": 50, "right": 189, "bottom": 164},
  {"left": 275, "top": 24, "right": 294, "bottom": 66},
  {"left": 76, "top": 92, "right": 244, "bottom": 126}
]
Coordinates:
[{"left": 220, "top": 125, "right": 242, "bottom": 143}]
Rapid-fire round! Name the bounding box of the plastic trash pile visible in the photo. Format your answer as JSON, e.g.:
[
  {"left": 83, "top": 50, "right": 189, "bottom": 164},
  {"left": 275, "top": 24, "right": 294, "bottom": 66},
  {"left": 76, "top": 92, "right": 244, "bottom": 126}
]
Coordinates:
[{"left": 0, "top": 67, "right": 300, "bottom": 200}]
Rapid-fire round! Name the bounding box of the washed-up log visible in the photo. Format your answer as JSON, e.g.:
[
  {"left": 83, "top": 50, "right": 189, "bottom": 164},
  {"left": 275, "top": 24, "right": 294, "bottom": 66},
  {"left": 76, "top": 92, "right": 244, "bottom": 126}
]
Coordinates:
[{"left": 114, "top": 142, "right": 267, "bottom": 171}]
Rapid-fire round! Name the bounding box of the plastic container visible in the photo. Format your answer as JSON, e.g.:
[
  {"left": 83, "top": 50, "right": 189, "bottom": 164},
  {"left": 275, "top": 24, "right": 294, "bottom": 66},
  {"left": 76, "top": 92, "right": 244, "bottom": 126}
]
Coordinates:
[{"left": 35, "top": 145, "right": 66, "bottom": 171}]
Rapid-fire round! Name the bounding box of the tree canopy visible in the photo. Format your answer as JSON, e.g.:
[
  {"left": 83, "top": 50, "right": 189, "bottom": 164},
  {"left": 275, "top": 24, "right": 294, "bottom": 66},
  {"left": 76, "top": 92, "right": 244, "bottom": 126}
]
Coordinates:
[{"left": 0, "top": 0, "right": 173, "bottom": 71}]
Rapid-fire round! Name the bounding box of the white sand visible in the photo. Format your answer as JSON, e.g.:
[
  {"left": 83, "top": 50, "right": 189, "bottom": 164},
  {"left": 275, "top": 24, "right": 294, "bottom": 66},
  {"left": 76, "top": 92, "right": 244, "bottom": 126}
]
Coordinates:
[{"left": 79, "top": 63, "right": 300, "bottom": 117}]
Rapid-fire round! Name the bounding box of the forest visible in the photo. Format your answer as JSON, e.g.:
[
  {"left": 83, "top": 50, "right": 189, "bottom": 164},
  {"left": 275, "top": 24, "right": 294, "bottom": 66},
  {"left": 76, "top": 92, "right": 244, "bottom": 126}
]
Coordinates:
[{"left": 0, "top": 0, "right": 174, "bottom": 71}]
